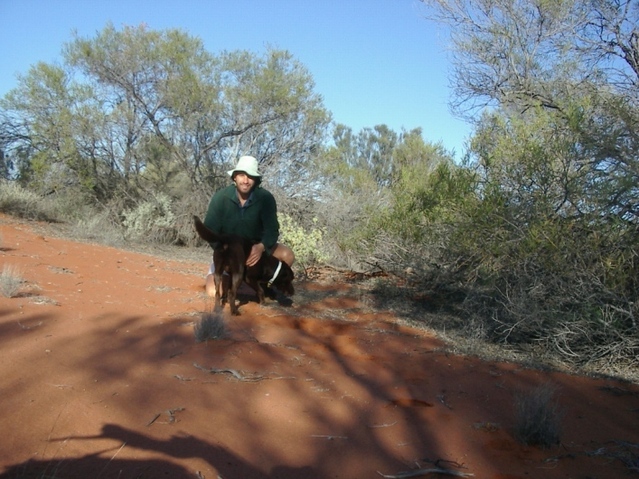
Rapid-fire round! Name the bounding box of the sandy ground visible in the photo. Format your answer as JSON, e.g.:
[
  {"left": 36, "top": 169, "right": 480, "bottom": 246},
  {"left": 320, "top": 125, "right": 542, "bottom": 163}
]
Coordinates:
[{"left": 1, "top": 214, "right": 638, "bottom": 479}]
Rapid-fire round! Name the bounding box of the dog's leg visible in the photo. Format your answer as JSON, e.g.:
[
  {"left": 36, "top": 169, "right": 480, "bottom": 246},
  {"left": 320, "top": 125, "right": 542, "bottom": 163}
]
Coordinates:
[
  {"left": 245, "top": 278, "right": 265, "bottom": 304},
  {"left": 255, "top": 282, "right": 266, "bottom": 304},
  {"left": 214, "top": 272, "right": 224, "bottom": 308},
  {"left": 228, "top": 270, "right": 244, "bottom": 315}
]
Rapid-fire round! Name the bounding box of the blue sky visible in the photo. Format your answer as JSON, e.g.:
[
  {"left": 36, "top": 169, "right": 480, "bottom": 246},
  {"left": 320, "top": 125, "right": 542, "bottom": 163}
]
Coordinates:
[{"left": 0, "top": 0, "right": 472, "bottom": 158}]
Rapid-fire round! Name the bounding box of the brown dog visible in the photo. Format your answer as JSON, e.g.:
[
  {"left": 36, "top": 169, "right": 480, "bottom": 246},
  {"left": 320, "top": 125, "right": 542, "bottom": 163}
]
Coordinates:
[{"left": 193, "top": 215, "right": 294, "bottom": 315}]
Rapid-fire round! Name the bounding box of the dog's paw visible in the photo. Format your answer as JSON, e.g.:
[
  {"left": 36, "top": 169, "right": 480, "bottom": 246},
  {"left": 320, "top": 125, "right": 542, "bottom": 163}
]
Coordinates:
[
  {"left": 277, "top": 296, "right": 294, "bottom": 307},
  {"left": 263, "top": 286, "right": 278, "bottom": 300}
]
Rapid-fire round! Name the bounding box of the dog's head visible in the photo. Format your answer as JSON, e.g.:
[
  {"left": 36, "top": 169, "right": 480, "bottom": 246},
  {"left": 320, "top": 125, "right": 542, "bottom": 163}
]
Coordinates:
[{"left": 266, "top": 260, "right": 295, "bottom": 296}]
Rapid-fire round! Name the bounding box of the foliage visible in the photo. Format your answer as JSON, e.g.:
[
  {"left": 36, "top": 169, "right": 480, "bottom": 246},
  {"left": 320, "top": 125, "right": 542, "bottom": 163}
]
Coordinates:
[
  {"left": 415, "top": 107, "right": 639, "bottom": 367},
  {"left": 122, "top": 193, "right": 177, "bottom": 244},
  {"left": 421, "top": 0, "right": 639, "bottom": 113},
  {"left": 405, "top": 0, "right": 639, "bottom": 369},
  {"left": 0, "top": 179, "right": 58, "bottom": 221},
  {"left": 278, "top": 214, "right": 328, "bottom": 270},
  {"left": 0, "top": 23, "right": 329, "bottom": 206},
  {"left": 312, "top": 126, "right": 457, "bottom": 271}
]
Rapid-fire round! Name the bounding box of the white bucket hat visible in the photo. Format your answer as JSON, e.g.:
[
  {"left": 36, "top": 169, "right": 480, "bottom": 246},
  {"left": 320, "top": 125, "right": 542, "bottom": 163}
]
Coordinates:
[{"left": 227, "top": 156, "right": 261, "bottom": 178}]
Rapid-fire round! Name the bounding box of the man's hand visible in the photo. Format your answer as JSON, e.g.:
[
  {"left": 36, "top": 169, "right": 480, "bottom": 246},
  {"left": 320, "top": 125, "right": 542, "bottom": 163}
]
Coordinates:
[{"left": 246, "top": 243, "right": 265, "bottom": 267}]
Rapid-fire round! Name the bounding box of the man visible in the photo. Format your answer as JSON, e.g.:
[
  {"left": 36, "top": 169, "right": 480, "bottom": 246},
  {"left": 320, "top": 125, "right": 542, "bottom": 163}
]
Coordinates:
[{"left": 203, "top": 155, "right": 295, "bottom": 297}]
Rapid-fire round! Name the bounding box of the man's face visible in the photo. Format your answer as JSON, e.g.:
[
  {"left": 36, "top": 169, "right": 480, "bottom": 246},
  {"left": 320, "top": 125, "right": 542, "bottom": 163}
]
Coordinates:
[{"left": 234, "top": 172, "right": 256, "bottom": 196}]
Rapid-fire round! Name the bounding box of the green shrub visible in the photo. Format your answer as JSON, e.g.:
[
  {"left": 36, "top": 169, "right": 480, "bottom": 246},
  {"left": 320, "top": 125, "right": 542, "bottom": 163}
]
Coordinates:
[
  {"left": 122, "top": 193, "right": 178, "bottom": 244},
  {"left": 279, "top": 214, "right": 328, "bottom": 269}
]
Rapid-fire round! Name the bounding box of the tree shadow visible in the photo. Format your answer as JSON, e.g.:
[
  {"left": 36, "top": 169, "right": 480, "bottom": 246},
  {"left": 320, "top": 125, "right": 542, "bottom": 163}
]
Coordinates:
[{"left": 2, "top": 423, "right": 321, "bottom": 479}]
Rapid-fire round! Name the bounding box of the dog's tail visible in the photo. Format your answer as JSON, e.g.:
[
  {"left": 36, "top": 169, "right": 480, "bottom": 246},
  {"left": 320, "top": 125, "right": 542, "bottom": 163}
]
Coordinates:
[{"left": 193, "top": 215, "right": 223, "bottom": 244}]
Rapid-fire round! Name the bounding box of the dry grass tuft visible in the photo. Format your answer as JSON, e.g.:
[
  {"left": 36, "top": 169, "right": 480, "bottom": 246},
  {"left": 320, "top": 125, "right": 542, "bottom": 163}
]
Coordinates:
[
  {"left": 194, "top": 309, "right": 227, "bottom": 342},
  {"left": 514, "top": 382, "right": 563, "bottom": 448},
  {"left": 1, "top": 264, "right": 24, "bottom": 298}
]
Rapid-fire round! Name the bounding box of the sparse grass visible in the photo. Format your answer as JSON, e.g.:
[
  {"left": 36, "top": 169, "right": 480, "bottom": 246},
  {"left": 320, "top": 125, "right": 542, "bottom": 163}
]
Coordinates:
[
  {"left": 514, "top": 383, "right": 563, "bottom": 448},
  {"left": 1, "top": 264, "right": 24, "bottom": 298},
  {"left": 194, "top": 310, "right": 227, "bottom": 342}
]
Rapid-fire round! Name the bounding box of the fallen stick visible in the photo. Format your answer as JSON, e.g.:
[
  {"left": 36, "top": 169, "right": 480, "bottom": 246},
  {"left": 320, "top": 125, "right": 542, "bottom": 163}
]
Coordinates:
[
  {"left": 368, "top": 421, "right": 398, "bottom": 428},
  {"left": 193, "top": 362, "right": 295, "bottom": 382},
  {"left": 377, "top": 467, "right": 474, "bottom": 478},
  {"left": 194, "top": 363, "right": 262, "bottom": 381}
]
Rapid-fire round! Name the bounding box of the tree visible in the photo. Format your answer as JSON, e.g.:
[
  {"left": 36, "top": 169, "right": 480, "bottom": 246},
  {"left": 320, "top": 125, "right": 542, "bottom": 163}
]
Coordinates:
[
  {"left": 312, "top": 124, "right": 456, "bottom": 270},
  {"left": 419, "top": 0, "right": 639, "bottom": 366},
  {"left": 422, "top": 0, "right": 639, "bottom": 224},
  {"left": 422, "top": 1, "right": 638, "bottom": 110},
  {"left": 0, "top": 23, "right": 330, "bottom": 206}
]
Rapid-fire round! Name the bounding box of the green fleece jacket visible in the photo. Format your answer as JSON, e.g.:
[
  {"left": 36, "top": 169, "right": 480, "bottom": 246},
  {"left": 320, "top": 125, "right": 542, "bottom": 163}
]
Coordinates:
[{"left": 203, "top": 184, "right": 280, "bottom": 253}]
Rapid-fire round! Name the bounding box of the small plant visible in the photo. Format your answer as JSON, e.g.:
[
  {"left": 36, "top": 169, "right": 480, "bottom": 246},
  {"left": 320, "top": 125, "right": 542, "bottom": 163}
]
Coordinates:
[
  {"left": 122, "top": 193, "right": 177, "bottom": 243},
  {"left": 279, "top": 214, "right": 328, "bottom": 269},
  {"left": 194, "top": 310, "right": 227, "bottom": 342},
  {"left": 1, "top": 264, "right": 24, "bottom": 298},
  {"left": 514, "top": 383, "right": 563, "bottom": 448}
]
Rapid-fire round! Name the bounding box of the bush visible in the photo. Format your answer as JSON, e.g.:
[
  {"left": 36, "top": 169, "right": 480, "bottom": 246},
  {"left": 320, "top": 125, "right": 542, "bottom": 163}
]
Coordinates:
[
  {"left": 122, "top": 193, "right": 178, "bottom": 244},
  {"left": 514, "top": 383, "right": 562, "bottom": 448},
  {"left": 171, "top": 190, "right": 212, "bottom": 247},
  {"left": 69, "top": 208, "right": 127, "bottom": 247},
  {"left": 278, "top": 213, "right": 328, "bottom": 270},
  {"left": 0, "top": 180, "right": 58, "bottom": 221},
  {"left": 0, "top": 264, "right": 24, "bottom": 298},
  {"left": 194, "top": 311, "right": 227, "bottom": 342},
  {"left": 46, "top": 187, "right": 102, "bottom": 223}
]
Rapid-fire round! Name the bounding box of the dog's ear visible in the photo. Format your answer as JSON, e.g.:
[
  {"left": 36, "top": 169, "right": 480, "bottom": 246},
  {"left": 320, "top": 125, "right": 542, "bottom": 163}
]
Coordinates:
[
  {"left": 274, "top": 262, "right": 295, "bottom": 295},
  {"left": 281, "top": 262, "right": 294, "bottom": 280}
]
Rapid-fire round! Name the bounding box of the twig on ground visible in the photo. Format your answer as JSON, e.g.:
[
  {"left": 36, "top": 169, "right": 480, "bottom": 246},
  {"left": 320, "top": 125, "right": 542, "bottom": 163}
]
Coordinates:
[
  {"left": 193, "top": 363, "right": 265, "bottom": 381},
  {"left": 97, "top": 442, "right": 126, "bottom": 479},
  {"left": 146, "top": 413, "right": 161, "bottom": 426},
  {"left": 193, "top": 362, "right": 295, "bottom": 382},
  {"left": 368, "top": 421, "right": 398, "bottom": 428},
  {"left": 544, "top": 441, "right": 639, "bottom": 472},
  {"left": 378, "top": 460, "right": 473, "bottom": 478},
  {"left": 310, "top": 434, "right": 348, "bottom": 440},
  {"left": 377, "top": 467, "right": 474, "bottom": 478}
]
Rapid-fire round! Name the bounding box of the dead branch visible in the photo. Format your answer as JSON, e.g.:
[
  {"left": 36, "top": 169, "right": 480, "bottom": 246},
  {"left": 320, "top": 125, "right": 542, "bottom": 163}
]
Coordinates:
[
  {"left": 194, "top": 363, "right": 261, "bottom": 381},
  {"left": 310, "top": 434, "right": 348, "bottom": 440},
  {"left": 193, "top": 362, "right": 295, "bottom": 382},
  {"left": 377, "top": 467, "right": 474, "bottom": 478}
]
